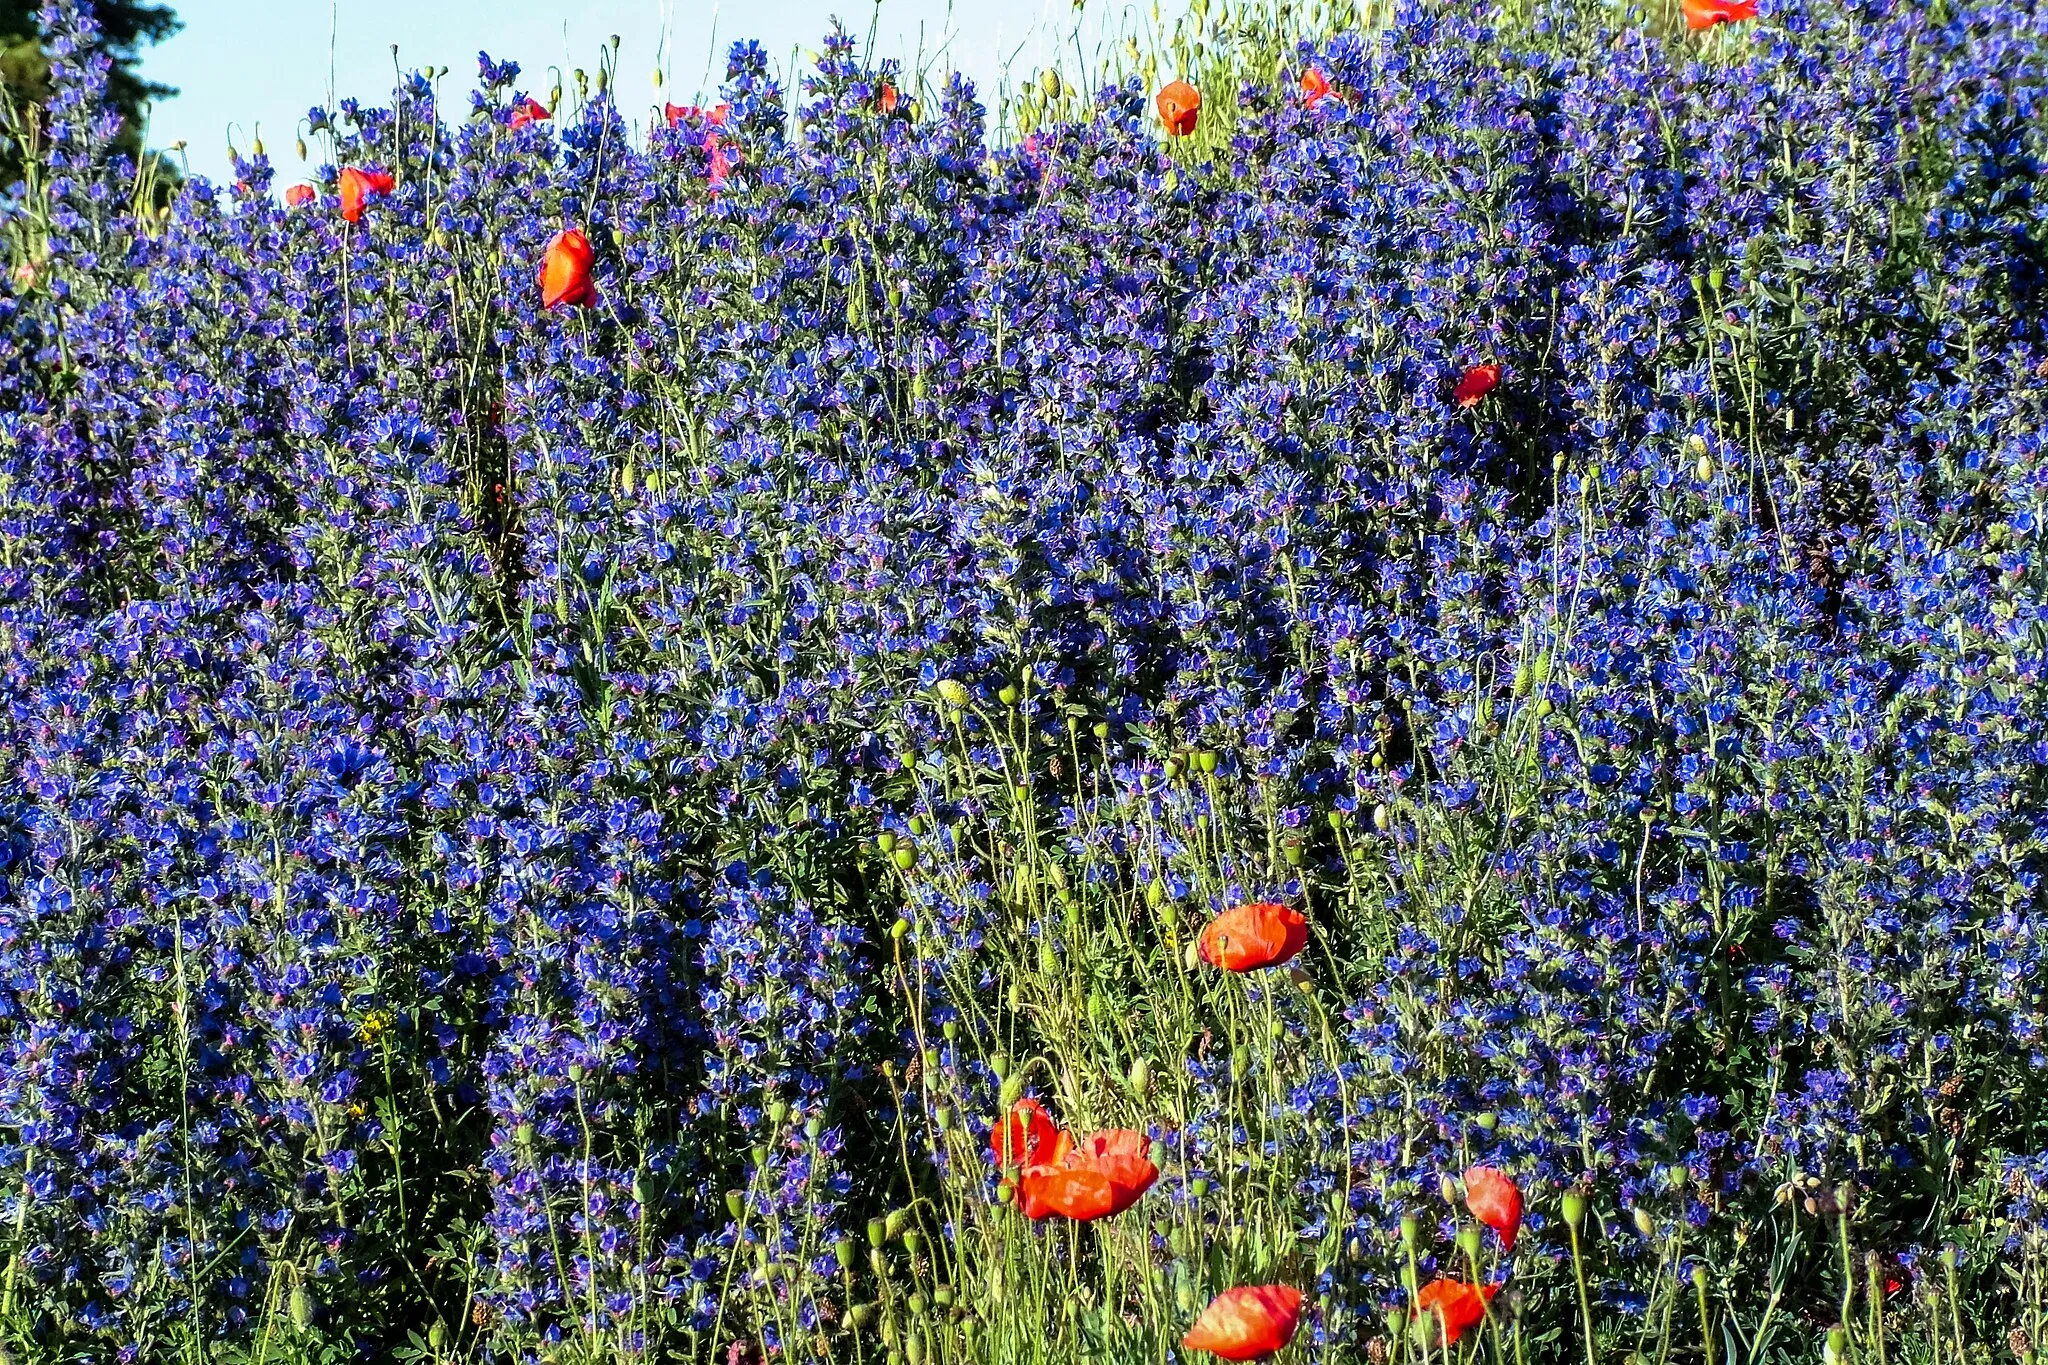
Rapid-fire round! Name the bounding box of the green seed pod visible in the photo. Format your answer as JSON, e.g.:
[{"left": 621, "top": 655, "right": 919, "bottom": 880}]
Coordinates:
[
  {"left": 942, "top": 1021, "right": 959, "bottom": 1041},
  {"left": 933, "top": 1286, "right": 954, "bottom": 1307},
  {"left": 516, "top": 1121, "right": 535, "bottom": 1146},
  {"left": 1400, "top": 1212, "right": 1421, "bottom": 1249},
  {"left": 1091, "top": 722, "right": 1110, "bottom": 740},
  {"left": 835, "top": 1237, "right": 857, "bottom": 1271},
  {"left": 990, "top": 1053, "right": 1010, "bottom": 1081},
  {"left": 1385, "top": 1306, "right": 1408, "bottom": 1340},
  {"left": 428, "top": 1320, "right": 448, "bottom": 1350},
  {"left": 751, "top": 1144, "right": 769, "bottom": 1167},
  {"left": 907, "top": 814, "right": 926, "bottom": 835},
  {"left": 848, "top": 1303, "right": 878, "bottom": 1330},
  {"left": 903, "top": 1230, "right": 924, "bottom": 1257},
  {"left": 877, "top": 832, "right": 898, "bottom": 852},
  {"left": 998, "top": 684, "right": 1019, "bottom": 706},
  {"left": 726, "top": 1190, "right": 746, "bottom": 1220},
  {"left": 1190, "top": 1177, "right": 1211, "bottom": 1198},
  {"left": 1457, "top": 1227, "right": 1483, "bottom": 1259},
  {"left": 1562, "top": 1190, "right": 1587, "bottom": 1228},
  {"left": 567, "top": 1062, "right": 585, "bottom": 1083},
  {"left": 933, "top": 1105, "right": 952, "bottom": 1129},
  {"left": 906, "top": 1329, "right": 927, "bottom": 1365},
  {"left": 908, "top": 1292, "right": 929, "bottom": 1316},
  {"left": 1707, "top": 266, "right": 1725, "bottom": 292},
  {"left": 1196, "top": 749, "right": 1218, "bottom": 774},
  {"left": 1691, "top": 1264, "right": 1710, "bottom": 1290},
  {"left": 767, "top": 1099, "right": 789, "bottom": 1126},
  {"left": 893, "top": 846, "right": 917, "bottom": 871},
  {"left": 891, "top": 917, "right": 912, "bottom": 940},
  {"left": 936, "top": 679, "right": 970, "bottom": 708},
  {"left": 1163, "top": 756, "right": 1184, "bottom": 779},
  {"left": 290, "top": 1285, "right": 317, "bottom": 1330},
  {"left": 868, "top": 1217, "right": 888, "bottom": 1247},
  {"left": 806, "top": 1115, "right": 824, "bottom": 1140}
]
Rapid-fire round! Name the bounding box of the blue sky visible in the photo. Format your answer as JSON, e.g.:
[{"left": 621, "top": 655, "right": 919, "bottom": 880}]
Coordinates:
[{"left": 138, "top": 0, "right": 1191, "bottom": 185}]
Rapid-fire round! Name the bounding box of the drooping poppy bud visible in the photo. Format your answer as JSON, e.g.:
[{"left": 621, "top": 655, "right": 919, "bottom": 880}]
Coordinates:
[
  {"left": 1198, "top": 902, "right": 1308, "bottom": 973},
  {"left": 337, "top": 166, "right": 395, "bottom": 224},
  {"left": 1682, "top": 0, "right": 1759, "bottom": 27},
  {"left": 1464, "top": 1166, "right": 1523, "bottom": 1252},
  {"left": 539, "top": 228, "right": 596, "bottom": 310},
  {"left": 284, "top": 183, "right": 316, "bottom": 209},
  {"left": 990, "top": 1097, "right": 1058, "bottom": 1169},
  {"left": 1157, "top": 80, "right": 1201, "bottom": 137},
  {"left": 1182, "top": 1285, "right": 1305, "bottom": 1361},
  {"left": 1454, "top": 363, "right": 1502, "bottom": 407},
  {"left": 1300, "top": 67, "right": 1333, "bottom": 106},
  {"left": 1414, "top": 1280, "right": 1498, "bottom": 1348},
  {"left": 509, "top": 96, "right": 552, "bottom": 129}
]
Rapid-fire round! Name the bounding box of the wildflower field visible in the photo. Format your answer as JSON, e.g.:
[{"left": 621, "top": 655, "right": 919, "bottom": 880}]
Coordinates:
[{"left": 4, "top": 0, "right": 2048, "bottom": 1359}]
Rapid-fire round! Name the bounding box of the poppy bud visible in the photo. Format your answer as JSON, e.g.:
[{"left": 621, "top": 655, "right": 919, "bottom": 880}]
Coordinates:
[
  {"left": 1697, "top": 454, "right": 1716, "bottom": 483},
  {"left": 998, "top": 683, "right": 1019, "bottom": 706},
  {"left": 848, "top": 1303, "right": 878, "bottom": 1329},
  {"left": 726, "top": 1190, "right": 745, "bottom": 1219},
  {"left": 1634, "top": 1206, "right": 1656, "bottom": 1236},
  {"left": 290, "top": 1285, "right": 317, "bottom": 1329},
  {"left": 1440, "top": 1174, "right": 1461, "bottom": 1206},
  {"left": 1825, "top": 1328, "right": 1848, "bottom": 1365},
  {"left": 998, "top": 1074, "right": 1025, "bottom": 1111},
  {"left": 890, "top": 917, "right": 911, "bottom": 940},
  {"left": 1127, "top": 1056, "right": 1151, "bottom": 1096},
  {"left": 1373, "top": 804, "right": 1391, "bottom": 832},
  {"left": 885, "top": 1208, "right": 916, "bottom": 1241},
  {"left": 295, "top": 136, "right": 307, "bottom": 161},
  {"left": 1400, "top": 1213, "right": 1421, "bottom": 1249},
  {"left": 1562, "top": 1190, "right": 1587, "bottom": 1228},
  {"left": 1691, "top": 1264, "right": 1710, "bottom": 1290},
  {"left": 870, "top": 1248, "right": 891, "bottom": 1279},
  {"left": 252, "top": 133, "right": 266, "bottom": 157},
  {"left": 1475, "top": 1111, "right": 1499, "bottom": 1131}
]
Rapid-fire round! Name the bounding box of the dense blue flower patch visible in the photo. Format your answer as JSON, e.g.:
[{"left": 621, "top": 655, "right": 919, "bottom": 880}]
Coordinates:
[{"left": 3, "top": 0, "right": 2048, "bottom": 1359}]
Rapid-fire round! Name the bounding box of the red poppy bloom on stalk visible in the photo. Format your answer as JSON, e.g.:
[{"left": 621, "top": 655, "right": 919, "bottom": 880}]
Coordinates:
[
  {"left": 1182, "top": 1285, "right": 1305, "bottom": 1361},
  {"left": 1157, "top": 80, "right": 1201, "bottom": 137},
  {"left": 663, "top": 102, "right": 736, "bottom": 191},
  {"left": 879, "top": 81, "right": 900, "bottom": 115},
  {"left": 337, "top": 166, "right": 395, "bottom": 224},
  {"left": 1016, "top": 1128, "right": 1159, "bottom": 1221},
  {"left": 284, "top": 183, "right": 315, "bottom": 209},
  {"left": 539, "top": 229, "right": 596, "bottom": 310},
  {"left": 1415, "top": 1280, "right": 1498, "bottom": 1347},
  {"left": 1682, "top": 0, "right": 1758, "bottom": 27},
  {"left": 989, "top": 1097, "right": 1058, "bottom": 1168},
  {"left": 509, "top": 97, "right": 551, "bottom": 129},
  {"left": 1454, "top": 363, "right": 1502, "bottom": 407},
  {"left": 1464, "top": 1166, "right": 1523, "bottom": 1251},
  {"left": 1300, "top": 67, "right": 1334, "bottom": 106},
  {"left": 1199, "top": 902, "right": 1308, "bottom": 972}
]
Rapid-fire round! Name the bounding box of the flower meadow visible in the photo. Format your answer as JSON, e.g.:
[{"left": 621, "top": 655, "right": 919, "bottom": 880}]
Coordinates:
[{"left": 3, "top": 0, "right": 2048, "bottom": 1358}]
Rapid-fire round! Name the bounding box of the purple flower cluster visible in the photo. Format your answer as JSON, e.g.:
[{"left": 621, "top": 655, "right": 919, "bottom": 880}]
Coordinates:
[{"left": 3, "top": 0, "right": 2048, "bottom": 1356}]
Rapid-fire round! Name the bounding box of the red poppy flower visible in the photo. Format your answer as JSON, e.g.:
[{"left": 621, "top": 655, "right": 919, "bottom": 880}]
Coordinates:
[
  {"left": 879, "top": 81, "right": 900, "bottom": 115},
  {"left": 1682, "top": 0, "right": 1759, "bottom": 27},
  {"left": 1464, "top": 1166, "right": 1522, "bottom": 1252},
  {"left": 990, "top": 1097, "right": 1058, "bottom": 1168},
  {"left": 539, "top": 228, "right": 596, "bottom": 310},
  {"left": 1016, "top": 1128, "right": 1157, "bottom": 1221},
  {"left": 1415, "top": 1280, "right": 1498, "bottom": 1347},
  {"left": 1157, "top": 80, "right": 1201, "bottom": 137},
  {"left": 1198, "top": 902, "right": 1308, "bottom": 973},
  {"left": 1300, "top": 67, "right": 1333, "bottom": 106},
  {"left": 337, "top": 166, "right": 395, "bottom": 224},
  {"left": 662, "top": 103, "right": 735, "bottom": 191},
  {"left": 1183, "top": 1285, "right": 1305, "bottom": 1361},
  {"left": 284, "top": 183, "right": 315, "bottom": 209},
  {"left": 1453, "top": 363, "right": 1502, "bottom": 407},
  {"left": 509, "top": 97, "right": 551, "bottom": 129}
]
